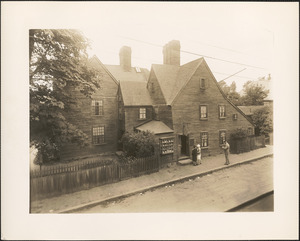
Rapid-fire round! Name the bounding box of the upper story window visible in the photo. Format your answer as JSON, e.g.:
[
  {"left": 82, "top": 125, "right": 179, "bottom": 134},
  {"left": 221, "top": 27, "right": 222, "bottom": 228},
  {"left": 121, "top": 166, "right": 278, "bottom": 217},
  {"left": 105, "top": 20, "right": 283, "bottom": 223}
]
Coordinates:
[
  {"left": 92, "top": 100, "right": 103, "bottom": 116},
  {"left": 92, "top": 126, "right": 105, "bottom": 145},
  {"left": 139, "top": 108, "right": 146, "bottom": 120},
  {"left": 200, "top": 132, "right": 209, "bottom": 147},
  {"left": 219, "top": 105, "right": 226, "bottom": 118},
  {"left": 233, "top": 113, "right": 238, "bottom": 120},
  {"left": 199, "top": 105, "right": 208, "bottom": 120},
  {"left": 200, "top": 78, "right": 207, "bottom": 89}
]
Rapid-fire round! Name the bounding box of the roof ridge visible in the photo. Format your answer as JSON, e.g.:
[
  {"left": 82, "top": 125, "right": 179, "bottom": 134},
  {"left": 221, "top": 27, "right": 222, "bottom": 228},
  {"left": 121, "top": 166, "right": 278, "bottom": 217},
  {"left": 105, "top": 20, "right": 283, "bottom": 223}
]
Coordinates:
[{"left": 170, "top": 58, "right": 203, "bottom": 105}]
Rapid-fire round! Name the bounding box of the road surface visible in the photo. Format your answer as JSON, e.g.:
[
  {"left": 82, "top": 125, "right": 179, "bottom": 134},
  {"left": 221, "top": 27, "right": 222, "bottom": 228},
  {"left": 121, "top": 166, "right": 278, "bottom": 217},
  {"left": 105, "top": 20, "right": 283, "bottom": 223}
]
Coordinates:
[{"left": 78, "top": 157, "right": 273, "bottom": 213}]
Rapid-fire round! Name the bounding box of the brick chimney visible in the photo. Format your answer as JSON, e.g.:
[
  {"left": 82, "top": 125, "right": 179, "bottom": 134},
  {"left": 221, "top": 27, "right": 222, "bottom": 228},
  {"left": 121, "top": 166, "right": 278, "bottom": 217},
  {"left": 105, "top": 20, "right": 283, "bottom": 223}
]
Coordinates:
[
  {"left": 119, "top": 46, "right": 131, "bottom": 71},
  {"left": 163, "top": 40, "right": 180, "bottom": 66}
]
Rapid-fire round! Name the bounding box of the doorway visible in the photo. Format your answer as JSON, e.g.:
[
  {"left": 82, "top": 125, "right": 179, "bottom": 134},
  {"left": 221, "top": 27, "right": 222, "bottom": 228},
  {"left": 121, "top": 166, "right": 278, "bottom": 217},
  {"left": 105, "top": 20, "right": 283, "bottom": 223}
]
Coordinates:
[{"left": 180, "top": 135, "right": 189, "bottom": 156}]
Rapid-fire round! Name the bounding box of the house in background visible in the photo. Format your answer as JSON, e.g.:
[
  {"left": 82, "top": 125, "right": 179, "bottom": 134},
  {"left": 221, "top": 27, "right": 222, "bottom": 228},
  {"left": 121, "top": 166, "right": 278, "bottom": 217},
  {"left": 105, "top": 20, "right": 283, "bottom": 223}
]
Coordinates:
[
  {"left": 61, "top": 40, "right": 257, "bottom": 162},
  {"left": 237, "top": 74, "right": 273, "bottom": 144}
]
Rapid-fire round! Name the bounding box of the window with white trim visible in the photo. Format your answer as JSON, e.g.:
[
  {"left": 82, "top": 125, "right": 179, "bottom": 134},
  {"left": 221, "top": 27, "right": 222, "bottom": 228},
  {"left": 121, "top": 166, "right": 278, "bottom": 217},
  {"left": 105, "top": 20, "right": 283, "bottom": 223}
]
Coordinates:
[
  {"left": 92, "top": 100, "right": 103, "bottom": 116},
  {"left": 200, "top": 132, "right": 209, "bottom": 147},
  {"left": 92, "top": 127, "right": 104, "bottom": 144},
  {"left": 219, "top": 105, "right": 226, "bottom": 118},
  {"left": 139, "top": 108, "right": 146, "bottom": 119},
  {"left": 200, "top": 105, "right": 208, "bottom": 119}
]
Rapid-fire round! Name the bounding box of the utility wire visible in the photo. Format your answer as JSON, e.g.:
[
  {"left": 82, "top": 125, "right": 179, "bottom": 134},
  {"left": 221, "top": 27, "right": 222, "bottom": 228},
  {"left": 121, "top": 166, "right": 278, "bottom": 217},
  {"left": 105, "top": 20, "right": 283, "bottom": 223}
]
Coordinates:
[
  {"left": 119, "top": 36, "right": 267, "bottom": 70},
  {"left": 219, "top": 68, "right": 247, "bottom": 81}
]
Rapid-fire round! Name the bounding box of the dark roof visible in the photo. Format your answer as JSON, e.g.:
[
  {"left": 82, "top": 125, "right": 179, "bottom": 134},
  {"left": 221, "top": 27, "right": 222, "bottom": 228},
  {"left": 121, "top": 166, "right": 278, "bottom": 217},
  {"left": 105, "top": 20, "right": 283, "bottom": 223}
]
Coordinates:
[
  {"left": 105, "top": 65, "right": 150, "bottom": 83},
  {"left": 152, "top": 58, "right": 203, "bottom": 105},
  {"left": 135, "top": 120, "right": 174, "bottom": 134},
  {"left": 119, "top": 80, "right": 152, "bottom": 106}
]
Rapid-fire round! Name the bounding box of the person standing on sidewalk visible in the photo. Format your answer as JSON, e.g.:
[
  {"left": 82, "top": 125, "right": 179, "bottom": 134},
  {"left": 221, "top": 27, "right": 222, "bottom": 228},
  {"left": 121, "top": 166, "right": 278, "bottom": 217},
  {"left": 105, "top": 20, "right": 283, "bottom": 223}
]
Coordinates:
[
  {"left": 196, "top": 144, "right": 202, "bottom": 164},
  {"left": 222, "top": 140, "right": 230, "bottom": 165},
  {"left": 192, "top": 145, "right": 198, "bottom": 166}
]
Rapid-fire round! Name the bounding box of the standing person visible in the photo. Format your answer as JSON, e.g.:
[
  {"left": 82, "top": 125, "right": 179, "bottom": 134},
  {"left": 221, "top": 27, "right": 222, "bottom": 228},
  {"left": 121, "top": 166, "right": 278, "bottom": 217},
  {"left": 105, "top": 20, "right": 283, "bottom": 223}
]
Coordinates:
[
  {"left": 196, "top": 144, "right": 202, "bottom": 164},
  {"left": 222, "top": 140, "right": 230, "bottom": 165},
  {"left": 192, "top": 145, "right": 198, "bottom": 166}
]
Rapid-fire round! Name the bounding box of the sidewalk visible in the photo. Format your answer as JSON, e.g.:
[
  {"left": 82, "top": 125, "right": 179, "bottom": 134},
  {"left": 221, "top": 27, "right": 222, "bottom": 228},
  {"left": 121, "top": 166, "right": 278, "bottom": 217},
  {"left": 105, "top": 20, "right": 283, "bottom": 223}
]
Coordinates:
[{"left": 30, "top": 145, "right": 273, "bottom": 213}]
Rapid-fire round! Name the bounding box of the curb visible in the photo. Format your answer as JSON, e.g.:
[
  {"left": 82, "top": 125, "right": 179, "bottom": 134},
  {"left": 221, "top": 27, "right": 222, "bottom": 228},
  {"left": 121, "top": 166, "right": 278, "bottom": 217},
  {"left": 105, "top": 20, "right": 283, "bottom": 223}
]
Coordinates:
[{"left": 59, "top": 153, "right": 273, "bottom": 213}]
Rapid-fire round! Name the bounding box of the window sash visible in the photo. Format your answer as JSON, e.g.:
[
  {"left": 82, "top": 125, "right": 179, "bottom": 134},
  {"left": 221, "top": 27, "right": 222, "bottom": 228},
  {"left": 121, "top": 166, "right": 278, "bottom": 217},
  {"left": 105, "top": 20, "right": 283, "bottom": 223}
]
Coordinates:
[
  {"left": 200, "top": 105, "right": 207, "bottom": 119},
  {"left": 92, "top": 100, "right": 103, "bottom": 116},
  {"left": 219, "top": 130, "right": 226, "bottom": 145},
  {"left": 219, "top": 105, "right": 226, "bottom": 118},
  {"left": 139, "top": 108, "right": 146, "bottom": 119},
  {"left": 200, "top": 132, "right": 208, "bottom": 147},
  {"left": 92, "top": 127, "right": 104, "bottom": 144}
]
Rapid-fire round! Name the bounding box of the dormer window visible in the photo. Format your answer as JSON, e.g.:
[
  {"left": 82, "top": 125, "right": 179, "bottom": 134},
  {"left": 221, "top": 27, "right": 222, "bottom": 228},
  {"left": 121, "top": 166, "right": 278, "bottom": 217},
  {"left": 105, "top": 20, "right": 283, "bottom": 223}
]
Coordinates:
[{"left": 135, "top": 67, "right": 141, "bottom": 73}]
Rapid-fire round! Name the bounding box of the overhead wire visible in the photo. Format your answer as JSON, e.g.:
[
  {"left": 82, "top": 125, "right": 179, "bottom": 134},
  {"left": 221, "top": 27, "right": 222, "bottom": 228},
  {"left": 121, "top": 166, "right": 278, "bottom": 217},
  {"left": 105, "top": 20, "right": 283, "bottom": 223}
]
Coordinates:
[{"left": 119, "top": 36, "right": 268, "bottom": 70}]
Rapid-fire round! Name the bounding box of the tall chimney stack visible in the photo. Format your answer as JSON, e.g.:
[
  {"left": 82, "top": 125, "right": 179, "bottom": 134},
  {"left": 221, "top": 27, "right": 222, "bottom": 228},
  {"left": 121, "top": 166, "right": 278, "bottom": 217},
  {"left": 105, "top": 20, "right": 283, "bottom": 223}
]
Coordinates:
[
  {"left": 119, "top": 46, "right": 132, "bottom": 71},
  {"left": 163, "top": 40, "right": 180, "bottom": 66}
]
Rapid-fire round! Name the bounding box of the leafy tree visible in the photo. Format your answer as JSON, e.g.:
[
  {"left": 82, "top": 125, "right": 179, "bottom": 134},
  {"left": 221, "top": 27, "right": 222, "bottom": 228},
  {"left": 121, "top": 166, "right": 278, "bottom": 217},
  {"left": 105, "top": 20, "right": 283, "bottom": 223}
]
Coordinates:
[
  {"left": 230, "top": 128, "right": 248, "bottom": 139},
  {"left": 218, "top": 80, "right": 241, "bottom": 105},
  {"left": 30, "top": 29, "right": 101, "bottom": 163},
  {"left": 240, "top": 81, "right": 269, "bottom": 105},
  {"left": 252, "top": 106, "right": 273, "bottom": 136},
  {"left": 120, "top": 131, "right": 157, "bottom": 158}
]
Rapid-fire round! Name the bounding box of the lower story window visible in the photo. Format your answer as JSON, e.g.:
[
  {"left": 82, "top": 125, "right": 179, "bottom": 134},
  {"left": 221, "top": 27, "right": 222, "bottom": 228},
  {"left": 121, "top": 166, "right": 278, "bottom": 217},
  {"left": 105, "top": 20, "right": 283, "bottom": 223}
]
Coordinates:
[
  {"left": 92, "top": 127, "right": 104, "bottom": 144},
  {"left": 200, "top": 132, "right": 208, "bottom": 147},
  {"left": 219, "top": 130, "right": 226, "bottom": 145},
  {"left": 248, "top": 127, "right": 253, "bottom": 135}
]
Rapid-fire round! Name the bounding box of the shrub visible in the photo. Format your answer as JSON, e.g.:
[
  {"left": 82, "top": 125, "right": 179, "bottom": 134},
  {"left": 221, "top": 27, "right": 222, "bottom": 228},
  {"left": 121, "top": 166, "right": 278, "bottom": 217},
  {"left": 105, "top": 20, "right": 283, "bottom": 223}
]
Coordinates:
[
  {"left": 230, "top": 128, "right": 248, "bottom": 139},
  {"left": 120, "top": 130, "right": 157, "bottom": 158}
]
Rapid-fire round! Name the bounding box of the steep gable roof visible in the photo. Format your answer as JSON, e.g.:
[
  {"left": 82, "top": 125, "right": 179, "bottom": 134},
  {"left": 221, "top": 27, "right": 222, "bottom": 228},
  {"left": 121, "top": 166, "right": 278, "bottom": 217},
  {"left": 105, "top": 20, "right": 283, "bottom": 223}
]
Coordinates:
[
  {"left": 89, "top": 55, "right": 119, "bottom": 86},
  {"left": 119, "top": 80, "right": 152, "bottom": 106},
  {"left": 105, "top": 65, "right": 149, "bottom": 83},
  {"left": 151, "top": 58, "right": 203, "bottom": 105}
]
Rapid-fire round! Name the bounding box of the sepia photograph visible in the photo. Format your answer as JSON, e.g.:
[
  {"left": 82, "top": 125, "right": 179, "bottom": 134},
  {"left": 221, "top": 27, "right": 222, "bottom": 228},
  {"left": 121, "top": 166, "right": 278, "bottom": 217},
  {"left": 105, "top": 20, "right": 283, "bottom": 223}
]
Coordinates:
[{"left": 2, "top": 1, "right": 299, "bottom": 240}]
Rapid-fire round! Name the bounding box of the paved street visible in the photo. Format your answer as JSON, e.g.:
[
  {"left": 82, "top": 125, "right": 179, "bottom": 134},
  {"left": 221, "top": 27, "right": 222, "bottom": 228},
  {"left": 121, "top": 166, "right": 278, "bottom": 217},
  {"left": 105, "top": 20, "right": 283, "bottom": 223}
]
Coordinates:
[
  {"left": 78, "top": 156, "right": 273, "bottom": 213},
  {"left": 30, "top": 146, "right": 273, "bottom": 213}
]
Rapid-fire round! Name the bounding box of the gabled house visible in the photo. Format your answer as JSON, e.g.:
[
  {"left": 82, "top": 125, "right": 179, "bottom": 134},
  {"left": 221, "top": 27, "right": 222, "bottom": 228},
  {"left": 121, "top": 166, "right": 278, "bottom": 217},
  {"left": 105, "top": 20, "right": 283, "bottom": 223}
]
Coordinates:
[{"left": 61, "top": 40, "right": 255, "bottom": 162}]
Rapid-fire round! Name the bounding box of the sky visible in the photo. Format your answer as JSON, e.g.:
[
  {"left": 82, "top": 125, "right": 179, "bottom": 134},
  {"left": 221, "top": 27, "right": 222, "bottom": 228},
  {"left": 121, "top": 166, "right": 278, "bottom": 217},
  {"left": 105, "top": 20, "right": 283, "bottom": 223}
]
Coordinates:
[{"left": 77, "top": 2, "right": 276, "bottom": 91}]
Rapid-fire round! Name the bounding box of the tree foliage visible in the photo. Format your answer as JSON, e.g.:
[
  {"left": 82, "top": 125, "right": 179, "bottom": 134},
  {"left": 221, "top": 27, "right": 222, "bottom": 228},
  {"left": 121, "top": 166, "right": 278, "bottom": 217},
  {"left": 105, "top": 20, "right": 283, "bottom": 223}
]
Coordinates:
[
  {"left": 252, "top": 106, "right": 273, "bottom": 136},
  {"left": 240, "top": 81, "right": 269, "bottom": 106},
  {"left": 230, "top": 128, "right": 248, "bottom": 139},
  {"left": 218, "top": 80, "right": 241, "bottom": 106},
  {"left": 30, "top": 29, "right": 101, "bottom": 163},
  {"left": 120, "top": 131, "right": 157, "bottom": 158}
]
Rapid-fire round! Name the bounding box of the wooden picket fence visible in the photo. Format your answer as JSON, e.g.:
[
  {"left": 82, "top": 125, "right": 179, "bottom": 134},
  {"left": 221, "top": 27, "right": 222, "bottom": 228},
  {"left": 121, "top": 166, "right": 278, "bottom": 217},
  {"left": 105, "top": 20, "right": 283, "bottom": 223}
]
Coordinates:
[
  {"left": 230, "top": 135, "right": 265, "bottom": 154},
  {"left": 30, "top": 156, "right": 159, "bottom": 201}
]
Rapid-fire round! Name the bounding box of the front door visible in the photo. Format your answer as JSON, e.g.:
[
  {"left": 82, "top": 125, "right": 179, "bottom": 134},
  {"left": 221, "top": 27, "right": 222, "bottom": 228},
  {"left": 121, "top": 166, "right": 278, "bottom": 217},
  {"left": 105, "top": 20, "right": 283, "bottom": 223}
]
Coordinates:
[{"left": 180, "top": 135, "right": 189, "bottom": 156}]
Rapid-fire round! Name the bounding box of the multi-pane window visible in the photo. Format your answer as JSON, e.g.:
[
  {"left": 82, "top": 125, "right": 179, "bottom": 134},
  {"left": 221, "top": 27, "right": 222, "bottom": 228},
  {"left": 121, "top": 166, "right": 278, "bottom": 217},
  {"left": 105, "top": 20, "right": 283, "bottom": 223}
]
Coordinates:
[
  {"left": 139, "top": 108, "right": 146, "bottom": 119},
  {"left": 219, "top": 130, "right": 226, "bottom": 145},
  {"left": 200, "top": 132, "right": 209, "bottom": 147},
  {"left": 92, "top": 100, "right": 103, "bottom": 116},
  {"left": 92, "top": 127, "right": 104, "bottom": 144},
  {"left": 219, "top": 105, "right": 226, "bottom": 118},
  {"left": 200, "top": 105, "right": 208, "bottom": 119}
]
